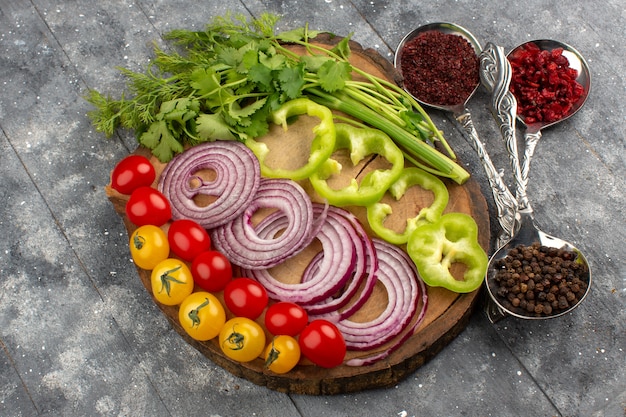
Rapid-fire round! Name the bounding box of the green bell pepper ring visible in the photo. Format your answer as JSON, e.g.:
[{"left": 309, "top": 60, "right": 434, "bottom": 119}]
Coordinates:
[
  {"left": 309, "top": 123, "right": 404, "bottom": 206},
  {"left": 407, "top": 212, "right": 488, "bottom": 293},
  {"left": 244, "top": 98, "right": 336, "bottom": 181},
  {"left": 366, "top": 167, "right": 449, "bottom": 245}
]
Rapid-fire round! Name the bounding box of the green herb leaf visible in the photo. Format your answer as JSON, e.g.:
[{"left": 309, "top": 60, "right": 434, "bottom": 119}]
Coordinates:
[
  {"left": 139, "top": 120, "right": 184, "bottom": 162},
  {"left": 228, "top": 97, "right": 268, "bottom": 121},
  {"left": 278, "top": 64, "right": 305, "bottom": 99},
  {"left": 330, "top": 35, "right": 353, "bottom": 60},
  {"left": 190, "top": 68, "right": 222, "bottom": 96},
  {"left": 196, "top": 113, "right": 236, "bottom": 141},
  {"left": 317, "top": 60, "right": 352, "bottom": 92},
  {"left": 276, "top": 27, "right": 322, "bottom": 43},
  {"left": 300, "top": 55, "right": 333, "bottom": 72}
]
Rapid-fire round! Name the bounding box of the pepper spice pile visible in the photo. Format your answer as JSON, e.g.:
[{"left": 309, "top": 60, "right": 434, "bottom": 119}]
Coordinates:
[{"left": 491, "top": 242, "right": 589, "bottom": 317}]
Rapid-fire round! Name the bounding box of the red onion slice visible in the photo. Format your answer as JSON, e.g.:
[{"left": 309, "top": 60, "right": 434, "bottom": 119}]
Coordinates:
[
  {"left": 336, "top": 239, "right": 427, "bottom": 352},
  {"left": 302, "top": 207, "right": 379, "bottom": 318},
  {"left": 158, "top": 141, "right": 260, "bottom": 229},
  {"left": 210, "top": 178, "right": 316, "bottom": 269},
  {"left": 244, "top": 204, "right": 377, "bottom": 306}
]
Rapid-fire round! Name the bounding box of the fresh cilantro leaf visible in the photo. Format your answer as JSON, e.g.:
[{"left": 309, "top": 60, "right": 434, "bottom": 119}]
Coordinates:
[
  {"left": 300, "top": 55, "right": 333, "bottom": 72},
  {"left": 237, "top": 106, "right": 270, "bottom": 138},
  {"left": 317, "top": 60, "right": 352, "bottom": 92},
  {"left": 196, "top": 113, "right": 236, "bottom": 141},
  {"left": 139, "top": 120, "right": 184, "bottom": 162},
  {"left": 278, "top": 64, "right": 305, "bottom": 99},
  {"left": 276, "top": 27, "right": 322, "bottom": 43},
  {"left": 228, "top": 97, "right": 268, "bottom": 120},
  {"left": 217, "top": 45, "right": 245, "bottom": 67},
  {"left": 259, "top": 50, "right": 286, "bottom": 70},
  {"left": 248, "top": 63, "right": 274, "bottom": 90},
  {"left": 190, "top": 68, "right": 221, "bottom": 96},
  {"left": 240, "top": 48, "right": 259, "bottom": 73},
  {"left": 330, "top": 35, "right": 353, "bottom": 60}
]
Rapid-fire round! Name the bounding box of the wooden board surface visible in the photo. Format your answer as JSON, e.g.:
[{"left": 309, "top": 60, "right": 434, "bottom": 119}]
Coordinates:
[{"left": 105, "top": 35, "right": 490, "bottom": 395}]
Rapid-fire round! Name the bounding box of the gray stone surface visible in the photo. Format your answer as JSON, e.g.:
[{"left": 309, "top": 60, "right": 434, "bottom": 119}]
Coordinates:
[{"left": 0, "top": 0, "right": 624, "bottom": 416}]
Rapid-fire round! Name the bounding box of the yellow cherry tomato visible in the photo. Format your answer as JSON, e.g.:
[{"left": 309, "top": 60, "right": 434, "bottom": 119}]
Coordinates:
[
  {"left": 179, "top": 292, "right": 226, "bottom": 341},
  {"left": 219, "top": 317, "right": 266, "bottom": 363},
  {"left": 150, "top": 258, "right": 194, "bottom": 306},
  {"left": 264, "top": 335, "right": 301, "bottom": 374},
  {"left": 129, "top": 225, "right": 169, "bottom": 270}
]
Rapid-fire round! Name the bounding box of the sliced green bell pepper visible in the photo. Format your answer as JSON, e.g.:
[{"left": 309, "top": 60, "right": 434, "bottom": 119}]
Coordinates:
[
  {"left": 407, "top": 212, "right": 488, "bottom": 293},
  {"left": 244, "top": 98, "right": 336, "bottom": 181},
  {"left": 309, "top": 123, "right": 404, "bottom": 206},
  {"left": 366, "top": 167, "right": 448, "bottom": 245}
]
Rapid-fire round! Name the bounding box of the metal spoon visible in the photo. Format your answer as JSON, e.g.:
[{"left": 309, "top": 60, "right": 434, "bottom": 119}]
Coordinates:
[
  {"left": 479, "top": 43, "right": 592, "bottom": 321},
  {"left": 394, "top": 23, "right": 517, "bottom": 244},
  {"left": 508, "top": 39, "right": 591, "bottom": 203}
]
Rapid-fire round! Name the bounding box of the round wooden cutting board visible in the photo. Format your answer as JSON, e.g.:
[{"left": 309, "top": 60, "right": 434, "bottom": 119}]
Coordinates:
[{"left": 105, "top": 35, "right": 490, "bottom": 395}]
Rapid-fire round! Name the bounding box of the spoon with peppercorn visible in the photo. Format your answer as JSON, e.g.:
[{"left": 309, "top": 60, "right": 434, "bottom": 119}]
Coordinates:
[
  {"left": 479, "top": 43, "right": 591, "bottom": 322},
  {"left": 394, "top": 23, "right": 518, "bottom": 246},
  {"left": 507, "top": 39, "right": 591, "bottom": 203}
]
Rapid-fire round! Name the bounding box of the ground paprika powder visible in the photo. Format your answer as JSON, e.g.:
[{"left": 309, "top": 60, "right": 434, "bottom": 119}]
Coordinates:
[{"left": 399, "top": 30, "right": 479, "bottom": 106}]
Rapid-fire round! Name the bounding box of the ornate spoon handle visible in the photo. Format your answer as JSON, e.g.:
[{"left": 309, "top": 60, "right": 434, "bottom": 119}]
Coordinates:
[
  {"left": 480, "top": 43, "right": 531, "bottom": 215},
  {"left": 455, "top": 109, "right": 517, "bottom": 245},
  {"left": 521, "top": 130, "right": 542, "bottom": 193}
]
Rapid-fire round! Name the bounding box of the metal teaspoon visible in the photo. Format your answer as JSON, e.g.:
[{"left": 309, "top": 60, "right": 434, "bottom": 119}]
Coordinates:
[{"left": 394, "top": 23, "right": 518, "bottom": 243}]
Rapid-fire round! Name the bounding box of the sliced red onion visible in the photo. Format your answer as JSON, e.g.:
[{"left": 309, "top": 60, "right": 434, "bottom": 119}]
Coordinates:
[
  {"left": 210, "top": 178, "right": 317, "bottom": 269},
  {"left": 302, "top": 207, "right": 379, "bottom": 318},
  {"left": 336, "top": 238, "right": 428, "bottom": 353},
  {"left": 243, "top": 204, "right": 376, "bottom": 306},
  {"left": 158, "top": 141, "right": 260, "bottom": 229}
]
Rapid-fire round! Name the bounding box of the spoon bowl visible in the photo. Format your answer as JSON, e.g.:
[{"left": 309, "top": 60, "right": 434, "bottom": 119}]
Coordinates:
[
  {"left": 395, "top": 24, "right": 519, "bottom": 240},
  {"left": 394, "top": 22, "right": 482, "bottom": 113},
  {"left": 485, "top": 212, "right": 592, "bottom": 320},
  {"left": 507, "top": 40, "right": 591, "bottom": 182},
  {"left": 509, "top": 39, "right": 591, "bottom": 134}
]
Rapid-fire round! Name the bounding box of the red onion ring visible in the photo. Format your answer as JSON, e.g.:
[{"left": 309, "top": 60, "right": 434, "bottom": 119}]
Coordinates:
[
  {"left": 210, "top": 178, "right": 316, "bottom": 269},
  {"left": 302, "top": 206, "right": 379, "bottom": 318},
  {"left": 243, "top": 204, "right": 377, "bottom": 307},
  {"left": 336, "top": 238, "right": 427, "bottom": 352},
  {"left": 157, "top": 141, "right": 260, "bottom": 229}
]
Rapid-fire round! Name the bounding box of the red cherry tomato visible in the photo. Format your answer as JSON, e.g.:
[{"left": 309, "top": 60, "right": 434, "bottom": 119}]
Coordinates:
[
  {"left": 111, "top": 155, "right": 156, "bottom": 195},
  {"left": 223, "top": 278, "right": 268, "bottom": 320},
  {"left": 191, "top": 250, "right": 233, "bottom": 292},
  {"left": 126, "top": 186, "right": 172, "bottom": 227},
  {"left": 298, "top": 319, "right": 346, "bottom": 368},
  {"left": 264, "top": 302, "right": 308, "bottom": 336},
  {"left": 168, "top": 219, "right": 211, "bottom": 261}
]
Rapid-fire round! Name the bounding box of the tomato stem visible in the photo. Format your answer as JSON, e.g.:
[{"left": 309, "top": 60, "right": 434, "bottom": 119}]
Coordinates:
[
  {"left": 188, "top": 297, "right": 210, "bottom": 328},
  {"left": 133, "top": 233, "right": 146, "bottom": 249},
  {"left": 159, "top": 265, "right": 184, "bottom": 296}
]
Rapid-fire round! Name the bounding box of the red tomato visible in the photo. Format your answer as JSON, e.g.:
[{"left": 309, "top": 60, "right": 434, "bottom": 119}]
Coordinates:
[
  {"left": 111, "top": 155, "right": 156, "bottom": 195},
  {"left": 126, "top": 186, "right": 172, "bottom": 227},
  {"left": 168, "top": 219, "right": 211, "bottom": 261},
  {"left": 264, "top": 302, "right": 308, "bottom": 336},
  {"left": 298, "top": 319, "right": 346, "bottom": 368},
  {"left": 223, "top": 278, "right": 268, "bottom": 320},
  {"left": 191, "top": 250, "right": 233, "bottom": 292}
]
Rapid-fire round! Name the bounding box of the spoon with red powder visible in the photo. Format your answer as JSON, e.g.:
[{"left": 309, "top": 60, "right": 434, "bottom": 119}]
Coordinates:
[
  {"left": 507, "top": 39, "right": 591, "bottom": 191},
  {"left": 394, "top": 22, "right": 518, "bottom": 243}
]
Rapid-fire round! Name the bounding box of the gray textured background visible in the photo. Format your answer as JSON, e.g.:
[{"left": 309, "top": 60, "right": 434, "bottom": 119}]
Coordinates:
[{"left": 0, "top": 0, "right": 624, "bottom": 416}]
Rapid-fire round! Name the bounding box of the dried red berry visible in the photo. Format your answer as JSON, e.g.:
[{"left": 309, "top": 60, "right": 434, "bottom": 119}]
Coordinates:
[{"left": 508, "top": 42, "right": 584, "bottom": 124}]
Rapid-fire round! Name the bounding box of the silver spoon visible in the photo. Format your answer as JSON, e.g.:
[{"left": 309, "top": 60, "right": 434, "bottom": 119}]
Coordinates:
[
  {"left": 394, "top": 23, "right": 517, "bottom": 244},
  {"left": 508, "top": 40, "right": 591, "bottom": 205},
  {"left": 479, "top": 42, "right": 592, "bottom": 321}
]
